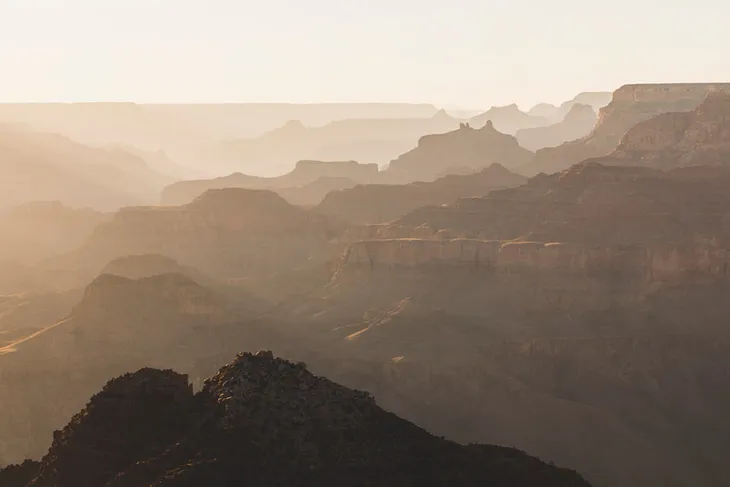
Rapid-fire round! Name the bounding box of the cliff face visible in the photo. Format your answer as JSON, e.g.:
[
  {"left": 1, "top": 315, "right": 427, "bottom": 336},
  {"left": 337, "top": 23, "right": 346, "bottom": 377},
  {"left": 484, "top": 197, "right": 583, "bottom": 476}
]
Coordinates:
[
  {"left": 516, "top": 104, "right": 597, "bottom": 151},
  {"left": 161, "top": 160, "right": 379, "bottom": 206},
  {"left": 316, "top": 163, "right": 526, "bottom": 224},
  {"left": 523, "top": 83, "right": 730, "bottom": 175},
  {"left": 5, "top": 351, "right": 589, "bottom": 487},
  {"left": 384, "top": 123, "right": 534, "bottom": 183},
  {"left": 52, "top": 188, "right": 343, "bottom": 280},
  {"left": 605, "top": 92, "right": 730, "bottom": 168}
]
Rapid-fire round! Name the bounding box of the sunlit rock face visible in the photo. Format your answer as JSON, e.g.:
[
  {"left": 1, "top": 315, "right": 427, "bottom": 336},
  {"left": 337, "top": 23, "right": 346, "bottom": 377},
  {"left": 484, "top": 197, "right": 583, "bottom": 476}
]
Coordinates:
[{"left": 523, "top": 83, "right": 730, "bottom": 175}]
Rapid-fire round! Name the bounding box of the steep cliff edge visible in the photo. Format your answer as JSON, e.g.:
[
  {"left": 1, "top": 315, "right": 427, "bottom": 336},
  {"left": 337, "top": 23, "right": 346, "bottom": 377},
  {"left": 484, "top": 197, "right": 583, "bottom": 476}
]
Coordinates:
[
  {"left": 384, "top": 122, "right": 534, "bottom": 183},
  {"left": 316, "top": 163, "right": 526, "bottom": 224},
  {"left": 3, "top": 351, "right": 589, "bottom": 487},
  {"left": 604, "top": 92, "right": 730, "bottom": 168},
  {"left": 522, "top": 83, "right": 730, "bottom": 175}
]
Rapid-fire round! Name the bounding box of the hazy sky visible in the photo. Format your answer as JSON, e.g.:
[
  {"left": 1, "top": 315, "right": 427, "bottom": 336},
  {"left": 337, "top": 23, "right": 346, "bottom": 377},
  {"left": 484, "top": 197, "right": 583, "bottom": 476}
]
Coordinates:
[{"left": 0, "top": 0, "right": 727, "bottom": 109}]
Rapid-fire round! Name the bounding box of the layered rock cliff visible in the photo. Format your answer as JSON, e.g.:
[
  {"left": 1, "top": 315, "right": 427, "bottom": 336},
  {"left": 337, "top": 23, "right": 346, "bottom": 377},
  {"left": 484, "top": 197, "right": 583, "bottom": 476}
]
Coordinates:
[
  {"left": 523, "top": 83, "right": 730, "bottom": 175},
  {"left": 161, "top": 160, "right": 379, "bottom": 206},
  {"left": 316, "top": 163, "right": 526, "bottom": 224},
  {"left": 604, "top": 92, "right": 730, "bottom": 168},
  {"left": 384, "top": 122, "right": 534, "bottom": 183},
  {"left": 3, "top": 351, "right": 589, "bottom": 487}
]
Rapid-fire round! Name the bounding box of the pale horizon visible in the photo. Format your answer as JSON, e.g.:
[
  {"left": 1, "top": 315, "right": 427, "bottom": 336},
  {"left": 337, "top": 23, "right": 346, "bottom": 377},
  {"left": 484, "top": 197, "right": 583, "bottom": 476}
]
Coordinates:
[{"left": 1, "top": 0, "right": 728, "bottom": 109}]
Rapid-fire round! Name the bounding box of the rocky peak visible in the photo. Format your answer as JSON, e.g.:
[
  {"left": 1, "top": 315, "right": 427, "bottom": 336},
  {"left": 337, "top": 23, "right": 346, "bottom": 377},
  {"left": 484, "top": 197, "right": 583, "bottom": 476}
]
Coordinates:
[
  {"left": 203, "top": 351, "right": 377, "bottom": 437},
  {"left": 7, "top": 352, "right": 590, "bottom": 486},
  {"left": 26, "top": 368, "right": 194, "bottom": 487}
]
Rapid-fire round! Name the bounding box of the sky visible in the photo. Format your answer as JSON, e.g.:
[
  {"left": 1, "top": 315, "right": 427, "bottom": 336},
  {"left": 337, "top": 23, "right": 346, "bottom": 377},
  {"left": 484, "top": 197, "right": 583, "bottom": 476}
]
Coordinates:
[{"left": 0, "top": 0, "right": 727, "bottom": 109}]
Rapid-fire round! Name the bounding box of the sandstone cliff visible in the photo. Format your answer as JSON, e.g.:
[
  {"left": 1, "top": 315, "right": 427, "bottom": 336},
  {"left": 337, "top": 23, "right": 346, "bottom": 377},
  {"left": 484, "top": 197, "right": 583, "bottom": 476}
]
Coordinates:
[
  {"left": 522, "top": 83, "right": 730, "bottom": 175},
  {"left": 161, "top": 160, "right": 379, "bottom": 206},
  {"left": 517, "top": 104, "right": 597, "bottom": 151},
  {"left": 384, "top": 122, "right": 534, "bottom": 183},
  {"left": 603, "top": 92, "right": 730, "bottom": 168},
  {"left": 3, "top": 351, "right": 589, "bottom": 487},
  {"left": 316, "top": 163, "right": 526, "bottom": 224}
]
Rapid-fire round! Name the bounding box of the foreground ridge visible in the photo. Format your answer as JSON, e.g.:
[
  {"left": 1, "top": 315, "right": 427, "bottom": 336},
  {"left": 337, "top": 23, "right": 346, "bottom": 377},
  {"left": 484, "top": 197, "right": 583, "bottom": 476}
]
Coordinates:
[{"left": 1, "top": 350, "right": 590, "bottom": 487}]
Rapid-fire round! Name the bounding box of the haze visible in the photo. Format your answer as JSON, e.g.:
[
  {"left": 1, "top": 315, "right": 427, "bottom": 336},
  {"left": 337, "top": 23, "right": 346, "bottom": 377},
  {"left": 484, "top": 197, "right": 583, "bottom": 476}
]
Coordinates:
[
  {"left": 3, "top": 3, "right": 730, "bottom": 487},
  {"left": 1, "top": 0, "right": 728, "bottom": 108}
]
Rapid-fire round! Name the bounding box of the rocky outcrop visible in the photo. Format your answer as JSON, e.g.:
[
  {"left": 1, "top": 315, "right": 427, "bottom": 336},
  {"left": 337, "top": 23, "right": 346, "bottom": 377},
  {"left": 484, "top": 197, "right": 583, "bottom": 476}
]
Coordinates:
[
  {"left": 384, "top": 123, "right": 534, "bottom": 183},
  {"left": 316, "top": 163, "right": 526, "bottom": 224},
  {"left": 470, "top": 104, "right": 550, "bottom": 134},
  {"left": 0, "top": 460, "right": 40, "bottom": 487},
  {"left": 161, "top": 160, "right": 378, "bottom": 206},
  {"left": 0, "top": 201, "right": 108, "bottom": 265},
  {"left": 517, "top": 104, "right": 597, "bottom": 151},
  {"left": 50, "top": 188, "right": 344, "bottom": 280},
  {"left": 99, "top": 254, "right": 212, "bottom": 284},
  {"left": 8, "top": 351, "right": 589, "bottom": 487},
  {"left": 523, "top": 83, "right": 730, "bottom": 175},
  {"left": 604, "top": 92, "right": 730, "bottom": 168},
  {"left": 25, "top": 369, "right": 195, "bottom": 487}
]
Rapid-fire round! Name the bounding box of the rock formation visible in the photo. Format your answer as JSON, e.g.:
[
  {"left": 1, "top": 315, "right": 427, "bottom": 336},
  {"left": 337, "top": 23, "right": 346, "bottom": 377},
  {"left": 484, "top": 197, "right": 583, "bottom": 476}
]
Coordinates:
[
  {"left": 516, "top": 104, "right": 597, "bottom": 151},
  {"left": 522, "top": 83, "right": 730, "bottom": 175},
  {"left": 48, "top": 188, "right": 344, "bottom": 281},
  {"left": 383, "top": 122, "right": 534, "bottom": 183},
  {"left": 160, "top": 159, "right": 378, "bottom": 206},
  {"left": 2, "top": 351, "right": 589, "bottom": 487},
  {"left": 317, "top": 163, "right": 526, "bottom": 224},
  {"left": 603, "top": 92, "right": 730, "bottom": 168},
  {"left": 470, "top": 104, "right": 550, "bottom": 134}
]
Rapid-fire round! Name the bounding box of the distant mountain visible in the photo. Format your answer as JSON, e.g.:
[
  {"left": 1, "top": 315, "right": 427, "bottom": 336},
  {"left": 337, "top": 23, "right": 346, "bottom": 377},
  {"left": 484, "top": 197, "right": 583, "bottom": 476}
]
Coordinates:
[
  {"left": 516, "top": 104, "right": 597, "bottom": 151},
  {"left": 0, "top": 351, "right": 590, "bottom": 487},
  {"left": 0, "top": 126, "right": 173, "bottom": 211},
  {"left": 216, "top": 111, "right": 462, "bottom": 175},
  {"left": 384, "top": 122, "right": 534, "bottom": 183},
  {"left": 317, "top": 163, "right": 526, "bottom": 224},
  {"left": 470, "top": 104, "right": 550, "bottom": 134},
  {"left": 161, "top": 160, "right": 379, "bottom": 206}
]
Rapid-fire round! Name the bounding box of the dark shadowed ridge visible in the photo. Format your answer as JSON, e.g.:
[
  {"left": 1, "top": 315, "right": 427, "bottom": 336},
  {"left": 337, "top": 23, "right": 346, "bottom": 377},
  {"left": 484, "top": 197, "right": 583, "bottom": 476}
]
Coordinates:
[{"left": 1, "top": 351, "right": 590, "bottom": 487}]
